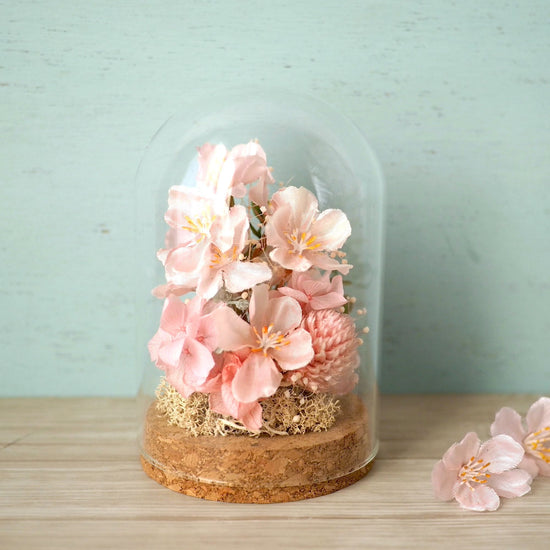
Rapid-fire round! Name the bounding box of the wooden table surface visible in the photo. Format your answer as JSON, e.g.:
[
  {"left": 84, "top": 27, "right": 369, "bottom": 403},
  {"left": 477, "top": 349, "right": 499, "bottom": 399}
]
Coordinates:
[{"left": 1, "top": 395, "right": 548, "bottom": 549}]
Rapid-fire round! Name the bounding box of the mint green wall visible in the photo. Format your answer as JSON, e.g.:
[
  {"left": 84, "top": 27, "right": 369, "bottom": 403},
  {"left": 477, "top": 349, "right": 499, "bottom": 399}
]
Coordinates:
[{"left": 1, "top": 1, "right": 549, "bottom": 396}]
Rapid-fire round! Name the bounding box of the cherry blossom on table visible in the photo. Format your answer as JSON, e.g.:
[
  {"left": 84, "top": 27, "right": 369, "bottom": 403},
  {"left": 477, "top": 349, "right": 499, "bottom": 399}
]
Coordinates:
[
  {"left": 491, "top": 396, "right": 550, "bottom": 477},
  {"left": 148, "top": 139, "right": 365, "bottom": 431},
  {"left": 432, "top": 431, "right": 532, "bottom": 512}
]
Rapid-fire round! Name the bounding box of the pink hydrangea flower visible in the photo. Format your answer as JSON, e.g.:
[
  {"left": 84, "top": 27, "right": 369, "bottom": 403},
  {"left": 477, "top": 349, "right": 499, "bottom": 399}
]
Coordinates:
[
  {"left": 208, "top": 352, "right": 263, "bottom": 432},
  {"left": 148, "top": 295, "right": 219, "bottom": 397},
  {"left": 212, "top": 284, "right": 314, "bottom": 403},
  {"left": 265, "top": 186, "right": 352, "bottom": 274},
  {"left": 432, "top": 432, "right": 532, "bottom": 512},
  {"left": 491, "top": 397, "right": 550, "bottom": 477},
  {"left": 197, "top": 141, "right": 274, "bottom": 205},
  {"left": 278, "top": 269, "right": 347, "bottom": 312}
]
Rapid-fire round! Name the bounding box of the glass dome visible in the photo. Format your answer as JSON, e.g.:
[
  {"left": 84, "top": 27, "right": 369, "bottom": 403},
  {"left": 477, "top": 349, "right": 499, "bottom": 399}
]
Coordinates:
[{"left": 136, "top": 91, "right": 385, "bottom": 502}]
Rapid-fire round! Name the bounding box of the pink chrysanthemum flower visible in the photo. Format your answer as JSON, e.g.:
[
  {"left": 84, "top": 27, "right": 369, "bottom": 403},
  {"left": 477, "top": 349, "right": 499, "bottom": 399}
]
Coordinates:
[
  {"left": 432, "top": 432, "right": 532, "bottom": 512},
  {"left": 286, "top": 309, "right": 360, "bottom": 395},
  {"left": 491, "top": 396, "right": 550, "bottom": 477}
]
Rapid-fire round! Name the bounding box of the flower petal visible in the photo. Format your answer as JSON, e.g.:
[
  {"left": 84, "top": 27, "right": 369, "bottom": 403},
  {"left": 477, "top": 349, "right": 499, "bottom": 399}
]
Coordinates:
[
  {"left": 223, "top": 261, "right": 272, "bottom": 294},
  {"left": 165, "top": 370, "right": 195, "bottom": 398},
  {"left": 269, "top": 247, "right": 313, "bottom": 272},
  {"left": 310, "top": 292, "right": 347, "bottom": 310},
  {"left": 278, "top": 286, "right": 308, "bottom": 304},
  {"left": 196, "top": 314, "right": 220, "bottom": 353},
  {"left": 249, "top": 283, "right": 270, "bottom": 330},
  {"left": 268, "top": 295, "right": 303, "bottom": 334},
  {"left": 237, "top": 401, "right": 263, "bottom": 432},
  {"left": 518, "top": 455, "right": 542, "bottom": 477},
  {"left": 432, "top": 459, "right": 458, "bottom": 501},
  {"left": 148, "top": 328, "right": 170, "bottom": 364},
  {"left": 159, "top": 296, "right": 185, "bottom": 335},
  {"left": 271, "top": 186, "right": 318, "bottom": 227},
  {"left": 196, "top": 143, "right": 231, "bottom": 197},
  {"left": 158, "top": 337, "right": 185, "bottom": 370},
  {"left": 479, "top": 434, "right": 524, "bottom": 474},
  {"left": 264, "top": 205, "right": 291, "bottom": 248},
  {"left": 214, "top": 204, "right": 248, "bottom": 251},
  {"left": 454, "top": 483, "right": 500, "bottom": 512},
  {"left": 490, "top": 406, "right": 526, "bottom": 443},
  {"left": 208, "top": 391, "right": 232, "bottom": 417},
  {"left": 151, "top": 282, "right": 191, "bottom": 299},
  {"left": 311, "top": 208, "right": 352, "bottom": 250},
  {"left": 488, "top": 469, "right": 532, "bottom": 498},
  {"left": 525, "top": 396, "right": 550, "bottom": 433},
  {"left": 181, "top": 338, "right": 216, "bottom": 386},
  {"left": 231, "top": 354, "right": 282, "bottom": 403},
  {"left": 196, "top": 265, "right": 224, "bottom": 299},
  {"left": 270, "top": 328, "right": 314, "bottom": 371},
  {"left": 212, "top": 306, "right": 256, "bottom": 351},
  {"left": 535, "top": 458, "right": 550, "bottom": 477},
  {"left": 229, "top": 142, "right": 273, "bottom": 205},
  {"left": 248, "top": 181, "right": 269, "bottom": 208},
  {"left": 442, "top": 432, "right": 480, "bottom": 470}
]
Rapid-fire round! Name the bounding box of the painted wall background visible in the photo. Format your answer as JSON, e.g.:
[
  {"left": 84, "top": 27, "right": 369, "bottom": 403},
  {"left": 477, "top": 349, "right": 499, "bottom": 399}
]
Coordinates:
[{"left": 1, "top": 1, "right": 549, "bottom": 396}]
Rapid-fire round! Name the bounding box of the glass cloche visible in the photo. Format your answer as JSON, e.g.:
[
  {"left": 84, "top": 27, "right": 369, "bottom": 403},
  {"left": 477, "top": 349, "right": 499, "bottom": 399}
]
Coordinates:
[{"left": 136, "top": 91, "right": 385, "bottom": 502}]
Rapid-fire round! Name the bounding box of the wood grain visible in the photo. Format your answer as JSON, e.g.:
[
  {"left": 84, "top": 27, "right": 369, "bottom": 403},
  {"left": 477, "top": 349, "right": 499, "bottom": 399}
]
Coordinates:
[{"left": 1, "top": 395, "right": 548, "bottom": 549}]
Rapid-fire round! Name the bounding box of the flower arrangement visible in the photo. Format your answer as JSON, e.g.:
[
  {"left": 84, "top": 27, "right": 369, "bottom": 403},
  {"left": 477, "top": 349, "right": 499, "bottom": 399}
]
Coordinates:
[{"left": 147, "top": 141, "right": 366, "bottom": 434}]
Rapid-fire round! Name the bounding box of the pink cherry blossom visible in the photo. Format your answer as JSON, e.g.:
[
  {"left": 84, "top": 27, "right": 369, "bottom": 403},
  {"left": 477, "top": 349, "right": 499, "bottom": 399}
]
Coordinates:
[
  {"left": 265, "top": 186, "right": 352, "bottom": 274},
  {"left": 148, "top": 295, "right": 219, "bottom": 397},
  {"left": 197, "top": 141, "right": 274, "bottom": 205},
  {"left": 196, "top": 205, "right": 272, "bottom": 299},
  {"left": 278, "top": 269, "right": 347, "bottom": 312},
  {"left": 208, "top": 352, "right": 263, "bottom": 432},
  {"left": 157, "top": 204, "right": 271, "bottom": 299},
  {"left": 154, "top": 185, "right": 233, "bottom": 298},
  {"left": 164, "top": 186, "right": 231, "bottom": 249},
  {"left": 432, "top": 432, "right": 532, "bottom": 512},
  {"left": 212, "top": 284, "right": 314, "bottom": 403},
  {"left": 491, "top": 397, "right": 550, "bottom": 477}
]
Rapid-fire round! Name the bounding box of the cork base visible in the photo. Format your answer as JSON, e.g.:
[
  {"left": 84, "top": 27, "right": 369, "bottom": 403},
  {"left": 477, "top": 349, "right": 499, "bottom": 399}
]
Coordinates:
[{"left": 140, "top": 393, "right": 373, "bottom": 503}]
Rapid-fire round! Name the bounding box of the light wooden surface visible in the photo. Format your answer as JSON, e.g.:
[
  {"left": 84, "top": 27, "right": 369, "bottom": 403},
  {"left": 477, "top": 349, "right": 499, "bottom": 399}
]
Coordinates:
[{"left": 1, "top": 395, "right": 548, "bottom": 549}]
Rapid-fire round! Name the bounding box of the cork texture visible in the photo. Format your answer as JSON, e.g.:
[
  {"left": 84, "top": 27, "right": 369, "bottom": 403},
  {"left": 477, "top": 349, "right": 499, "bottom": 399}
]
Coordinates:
[{"left": 140, "top": 393, "right": 373, "bottom": 503}]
